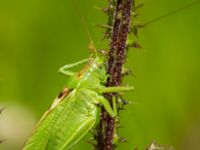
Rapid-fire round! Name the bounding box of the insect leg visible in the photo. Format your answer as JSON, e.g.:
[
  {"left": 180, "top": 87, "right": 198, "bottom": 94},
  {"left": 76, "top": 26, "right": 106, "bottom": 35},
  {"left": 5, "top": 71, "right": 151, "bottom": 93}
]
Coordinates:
[
  {"left": 59, "top": 58, "right": 89, "bottom": 76},
  {"left": 97, "top": 96, "right": 117, "bottom": 118},
  {"left": 98, "top": 86, "right": 135, "bottom": 93}
]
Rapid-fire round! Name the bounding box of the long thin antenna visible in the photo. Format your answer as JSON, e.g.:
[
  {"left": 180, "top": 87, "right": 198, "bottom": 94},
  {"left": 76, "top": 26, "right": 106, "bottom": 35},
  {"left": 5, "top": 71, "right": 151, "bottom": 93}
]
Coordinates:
[
  {"left": 73, "top": 0, "right": 97, "bottom": 56},
  {"left": 142, "top": 0, "right": 200, "bottom": 27}
]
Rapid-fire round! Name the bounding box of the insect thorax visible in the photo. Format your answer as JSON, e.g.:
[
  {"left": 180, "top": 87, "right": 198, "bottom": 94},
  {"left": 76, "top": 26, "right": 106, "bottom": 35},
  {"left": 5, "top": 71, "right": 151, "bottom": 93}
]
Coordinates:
[{"left": 67, "top": 57, "right": 107, "bottom": 90}]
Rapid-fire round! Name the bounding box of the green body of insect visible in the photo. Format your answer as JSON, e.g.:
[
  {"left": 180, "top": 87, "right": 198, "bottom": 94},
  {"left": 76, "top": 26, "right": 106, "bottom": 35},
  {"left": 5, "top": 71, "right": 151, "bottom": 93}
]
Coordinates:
[{"left": 23, "top": 52, "right": 134, "bottom": 150}]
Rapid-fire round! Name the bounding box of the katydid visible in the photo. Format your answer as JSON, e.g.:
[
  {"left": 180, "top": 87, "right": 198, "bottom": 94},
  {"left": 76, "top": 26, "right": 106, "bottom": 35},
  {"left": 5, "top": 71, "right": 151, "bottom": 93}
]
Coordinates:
[
  {"left": 22, "top": 0, "right": 135, "bottom": 148},
  {"left": 23, "top": 50, "right": 134, "bottom": 150}
]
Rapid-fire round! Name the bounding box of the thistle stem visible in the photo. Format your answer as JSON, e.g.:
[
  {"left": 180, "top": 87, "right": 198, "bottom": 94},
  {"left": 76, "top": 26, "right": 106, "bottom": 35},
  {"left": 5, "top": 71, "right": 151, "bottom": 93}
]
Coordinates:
[{"left": 96, "top": 0, "right": 133, "bottom": 150}]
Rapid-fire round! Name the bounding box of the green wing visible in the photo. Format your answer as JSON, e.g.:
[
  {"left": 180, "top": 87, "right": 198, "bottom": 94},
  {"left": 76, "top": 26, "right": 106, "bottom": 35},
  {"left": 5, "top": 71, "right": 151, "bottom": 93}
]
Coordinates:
[
  {"left": 23, "top": 89, "right": 75, "bottom": 150},
  {"left": 23, "top": 89, "right": 97, "bottom": 150}
]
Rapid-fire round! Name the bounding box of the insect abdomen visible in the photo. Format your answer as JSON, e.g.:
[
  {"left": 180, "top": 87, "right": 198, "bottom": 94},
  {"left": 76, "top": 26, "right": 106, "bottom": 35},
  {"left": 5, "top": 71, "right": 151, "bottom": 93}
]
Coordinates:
[
  {"left": 23, "top": 89, "right": 97, "bottom": 150},
  {"left": 46, "top": 89, "right": 97, "bottom": 149},
  {"left": 23, "top": 90, "right": 76, "bottom": 150}
]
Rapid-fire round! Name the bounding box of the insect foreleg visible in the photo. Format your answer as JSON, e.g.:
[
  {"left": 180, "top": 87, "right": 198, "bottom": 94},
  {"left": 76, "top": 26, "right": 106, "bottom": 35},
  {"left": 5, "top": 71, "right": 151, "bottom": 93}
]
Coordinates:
[
  {"left": 98, "top": 86, "right": 135, "bottom": 94},
  {"left": 59, "top": 58, "right": 89, "bottom": 76}
]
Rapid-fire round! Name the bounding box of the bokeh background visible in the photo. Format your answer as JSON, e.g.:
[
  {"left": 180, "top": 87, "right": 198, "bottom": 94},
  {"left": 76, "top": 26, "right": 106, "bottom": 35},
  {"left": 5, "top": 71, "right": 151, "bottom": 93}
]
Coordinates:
[{"left": 0, "top": 0, "right": 200, "bottom": 149}]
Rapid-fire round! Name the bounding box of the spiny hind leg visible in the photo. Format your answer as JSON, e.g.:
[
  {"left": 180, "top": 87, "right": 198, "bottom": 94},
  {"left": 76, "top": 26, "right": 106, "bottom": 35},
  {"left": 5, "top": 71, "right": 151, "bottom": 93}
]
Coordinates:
[
  {"left": 97, "top": 86, "right": 134, "bottom": 114},
  {"left": 96, "top": 96, "right": 123, "bottom": 143},
  {"left": 97, "top": 96, "right": 117, "bottom": 118},
  {"left": 58, "top": 58, "right": 89, "bottom": 76}
]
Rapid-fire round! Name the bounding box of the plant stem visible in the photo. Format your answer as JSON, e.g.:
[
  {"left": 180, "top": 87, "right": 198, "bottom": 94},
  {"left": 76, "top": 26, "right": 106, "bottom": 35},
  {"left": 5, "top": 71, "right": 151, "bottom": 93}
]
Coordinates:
[{"left": 96, "top": 0, "right": 133, "bottom": 150}]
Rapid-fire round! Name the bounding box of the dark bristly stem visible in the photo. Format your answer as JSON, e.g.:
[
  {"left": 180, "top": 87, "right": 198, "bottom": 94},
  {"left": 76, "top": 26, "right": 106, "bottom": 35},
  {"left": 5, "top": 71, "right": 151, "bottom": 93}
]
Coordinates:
[
  {"left": 95, "top": 0, "right": 200, "bottom": 149},
  {"left": 96, "top": 0, "right": 133, "bottom": 150}
]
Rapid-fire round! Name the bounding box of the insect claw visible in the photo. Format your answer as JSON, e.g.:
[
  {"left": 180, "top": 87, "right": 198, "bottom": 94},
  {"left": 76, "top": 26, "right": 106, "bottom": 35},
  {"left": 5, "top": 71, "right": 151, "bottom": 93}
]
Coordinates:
[
  {"left": 122, "top": 99, "right": 129, "bottom": 105},
  {"left": 118, "top": 96, "right": 130, "bottom": 106},
  {"left": 118, "top": 96, "right": 138, "bottom": 111}
]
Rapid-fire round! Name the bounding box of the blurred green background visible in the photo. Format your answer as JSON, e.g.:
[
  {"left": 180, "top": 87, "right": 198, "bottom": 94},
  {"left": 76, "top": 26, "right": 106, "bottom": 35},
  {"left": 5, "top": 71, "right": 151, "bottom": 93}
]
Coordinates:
[{"left": 0, "top": 0, "right": 200, "bottom": 149}]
